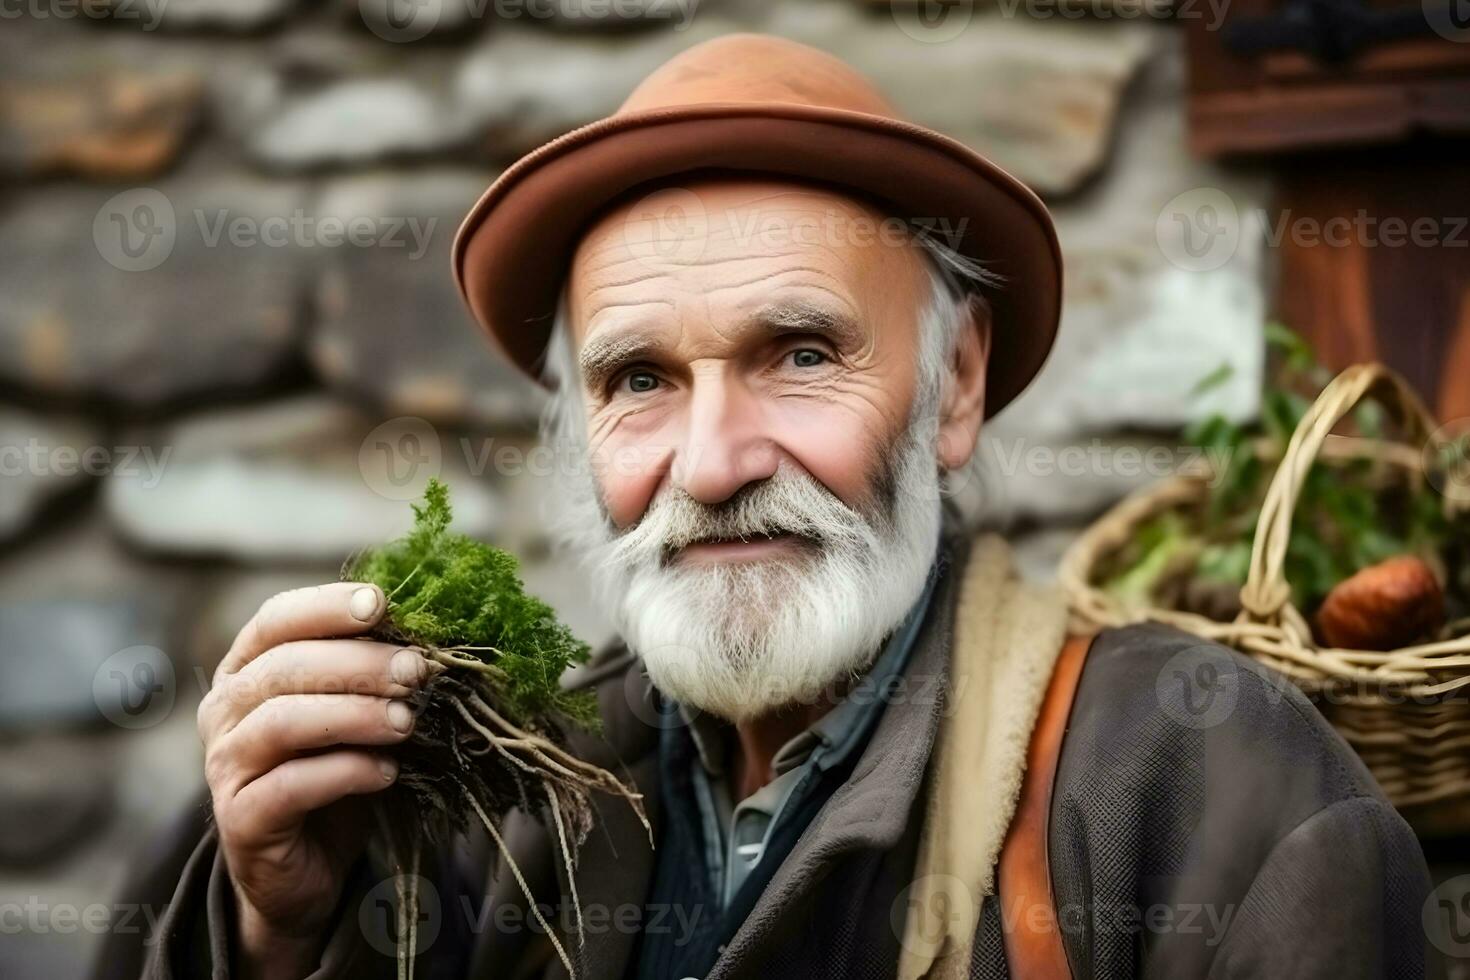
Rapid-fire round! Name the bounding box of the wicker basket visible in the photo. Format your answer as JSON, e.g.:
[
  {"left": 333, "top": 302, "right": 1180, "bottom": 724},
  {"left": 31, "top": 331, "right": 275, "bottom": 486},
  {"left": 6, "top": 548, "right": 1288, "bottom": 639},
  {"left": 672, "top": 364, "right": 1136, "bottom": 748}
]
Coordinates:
[{"left": 1060, "top": 363, "right": 1470, "bottom": 831}]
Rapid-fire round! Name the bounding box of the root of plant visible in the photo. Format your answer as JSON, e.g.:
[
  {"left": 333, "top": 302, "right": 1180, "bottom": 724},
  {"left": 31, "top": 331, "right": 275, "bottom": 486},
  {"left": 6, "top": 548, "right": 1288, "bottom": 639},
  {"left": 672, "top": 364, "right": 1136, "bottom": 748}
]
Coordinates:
[{"left": 344, "top": 479, "right": 649, "bottom": 979}]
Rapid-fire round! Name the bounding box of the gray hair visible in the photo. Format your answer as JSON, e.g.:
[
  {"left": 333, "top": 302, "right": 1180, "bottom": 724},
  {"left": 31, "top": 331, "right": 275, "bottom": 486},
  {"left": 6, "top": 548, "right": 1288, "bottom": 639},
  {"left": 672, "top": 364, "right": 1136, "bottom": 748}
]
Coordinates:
[{"left": 911, "top": 233, "right": 997, "bottom": 421}]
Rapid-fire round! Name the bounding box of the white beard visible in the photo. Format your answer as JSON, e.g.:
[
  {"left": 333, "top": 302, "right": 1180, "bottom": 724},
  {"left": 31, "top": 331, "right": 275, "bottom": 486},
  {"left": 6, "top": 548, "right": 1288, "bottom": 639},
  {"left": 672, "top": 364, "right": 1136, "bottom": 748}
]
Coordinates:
[{"left": 551, "top": 418, "right": 945, "bottom": 723}]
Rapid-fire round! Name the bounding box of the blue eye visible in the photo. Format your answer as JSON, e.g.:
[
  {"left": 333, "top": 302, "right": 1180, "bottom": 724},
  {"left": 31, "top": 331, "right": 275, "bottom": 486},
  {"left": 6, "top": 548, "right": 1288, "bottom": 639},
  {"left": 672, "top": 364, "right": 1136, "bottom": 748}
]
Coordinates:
[
  {"left": 790, "top": 349, "right": 827, "bottom": 368},
  {"left": 625, "top": 371, "right": 659, "bottom": 393}
]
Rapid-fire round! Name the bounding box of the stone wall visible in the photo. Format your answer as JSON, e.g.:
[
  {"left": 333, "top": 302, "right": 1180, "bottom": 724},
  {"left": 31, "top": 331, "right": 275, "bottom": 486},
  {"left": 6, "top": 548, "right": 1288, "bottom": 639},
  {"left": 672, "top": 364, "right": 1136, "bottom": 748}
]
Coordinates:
[{"left": 0, "top": 3, "right": 1268, "bottom": 974}]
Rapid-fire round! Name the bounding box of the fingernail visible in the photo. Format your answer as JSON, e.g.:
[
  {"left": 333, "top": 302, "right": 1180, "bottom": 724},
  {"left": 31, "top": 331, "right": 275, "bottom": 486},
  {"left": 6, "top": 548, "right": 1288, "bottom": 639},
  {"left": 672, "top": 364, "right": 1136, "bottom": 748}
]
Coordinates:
[
  {"left": 349, "top": 586, "right": 382, "bottom": 623},
  {"left": 379, "top": 757, "right": 398, "bottom": 782},
  {"left": 387, "top": 700, "right": 415, "bottom": 734},
  {"left": 390, "top": 648, "right": 426, "bottom": 687}
]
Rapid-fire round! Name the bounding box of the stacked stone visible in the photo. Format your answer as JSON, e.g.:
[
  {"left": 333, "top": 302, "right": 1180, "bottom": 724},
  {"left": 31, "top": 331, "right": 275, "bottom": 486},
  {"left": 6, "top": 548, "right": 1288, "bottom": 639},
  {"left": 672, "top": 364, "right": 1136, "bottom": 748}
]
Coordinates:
[{"left": 0, "top": 4, "right": 1267, "bottom": 972}]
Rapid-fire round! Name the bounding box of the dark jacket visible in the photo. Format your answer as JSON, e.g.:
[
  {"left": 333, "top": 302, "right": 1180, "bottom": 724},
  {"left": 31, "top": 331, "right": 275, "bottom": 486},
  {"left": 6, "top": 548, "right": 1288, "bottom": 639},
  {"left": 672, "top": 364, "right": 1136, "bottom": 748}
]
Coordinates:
[{"left": 126, "top": 534, "right": 1431, "bottom": 979}]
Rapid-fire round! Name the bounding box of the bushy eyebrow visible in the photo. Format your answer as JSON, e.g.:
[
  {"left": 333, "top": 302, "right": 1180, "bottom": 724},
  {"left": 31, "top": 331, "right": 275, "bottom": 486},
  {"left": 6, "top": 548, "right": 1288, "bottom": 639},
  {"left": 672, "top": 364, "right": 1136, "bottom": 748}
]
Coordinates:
[
  {"left": 578, "top": 333, "right": 664, "bottom": 394},
  {"left": 752, "top": 302, "right": 863, "bottom": 349},
  {"left": 576, "top": 301, "right": 863, "bottom": 394}
]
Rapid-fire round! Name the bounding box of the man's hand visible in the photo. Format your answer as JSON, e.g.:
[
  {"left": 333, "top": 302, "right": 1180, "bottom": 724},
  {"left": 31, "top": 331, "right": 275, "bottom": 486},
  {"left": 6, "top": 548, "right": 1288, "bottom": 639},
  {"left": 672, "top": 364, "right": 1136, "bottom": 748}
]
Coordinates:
[{"left": 197, "top": 583, "right": 427, "bottom": 979}]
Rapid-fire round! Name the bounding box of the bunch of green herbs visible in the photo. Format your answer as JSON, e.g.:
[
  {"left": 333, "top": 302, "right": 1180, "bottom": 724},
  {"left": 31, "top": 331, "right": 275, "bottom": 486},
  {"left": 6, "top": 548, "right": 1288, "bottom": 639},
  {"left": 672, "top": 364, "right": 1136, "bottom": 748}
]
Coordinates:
[{"left": 343, "top": 478, "right": 645, "bottom": 979}]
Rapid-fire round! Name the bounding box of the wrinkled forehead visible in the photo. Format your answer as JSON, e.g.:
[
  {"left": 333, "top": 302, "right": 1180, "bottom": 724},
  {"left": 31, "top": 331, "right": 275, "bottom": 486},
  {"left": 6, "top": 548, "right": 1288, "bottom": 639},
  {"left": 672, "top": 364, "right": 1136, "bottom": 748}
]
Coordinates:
[{"left": 564, "top": 176, "right": 933, "bottom": 344}]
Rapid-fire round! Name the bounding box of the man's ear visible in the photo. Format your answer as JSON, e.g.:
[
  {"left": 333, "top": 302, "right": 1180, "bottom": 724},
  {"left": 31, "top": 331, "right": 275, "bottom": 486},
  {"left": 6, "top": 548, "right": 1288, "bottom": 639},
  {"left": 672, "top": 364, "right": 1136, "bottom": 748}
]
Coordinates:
[{"left": 936, "top": 296, "right": 991, "bottom": 471}]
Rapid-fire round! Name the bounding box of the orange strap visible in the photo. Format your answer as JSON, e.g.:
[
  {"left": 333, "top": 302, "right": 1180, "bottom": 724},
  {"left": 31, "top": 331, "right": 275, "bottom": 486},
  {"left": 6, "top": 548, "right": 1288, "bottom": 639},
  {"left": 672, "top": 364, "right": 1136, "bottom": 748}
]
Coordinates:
[{"left": 996, "top": 633, "right": 1092, "bottom": 979}]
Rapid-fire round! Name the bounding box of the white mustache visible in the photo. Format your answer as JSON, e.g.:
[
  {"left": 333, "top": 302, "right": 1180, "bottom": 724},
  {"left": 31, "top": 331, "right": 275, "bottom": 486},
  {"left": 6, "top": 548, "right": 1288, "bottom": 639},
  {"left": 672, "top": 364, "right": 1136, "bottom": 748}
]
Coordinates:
[{"left": 603, "top": 464, "right": 883, "bottom": 571}]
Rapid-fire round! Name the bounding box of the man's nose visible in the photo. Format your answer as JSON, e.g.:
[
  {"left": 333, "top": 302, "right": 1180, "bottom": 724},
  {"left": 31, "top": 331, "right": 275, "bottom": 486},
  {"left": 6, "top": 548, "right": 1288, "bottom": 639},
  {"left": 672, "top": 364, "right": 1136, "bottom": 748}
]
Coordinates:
[{"left": 672, "top": 372, "right": 780, "bottom": 504}]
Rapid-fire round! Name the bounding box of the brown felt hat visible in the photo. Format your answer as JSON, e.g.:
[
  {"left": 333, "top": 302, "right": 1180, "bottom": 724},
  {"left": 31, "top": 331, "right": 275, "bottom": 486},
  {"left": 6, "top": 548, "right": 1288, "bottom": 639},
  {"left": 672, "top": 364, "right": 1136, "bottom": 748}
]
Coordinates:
[{"left": 452, "top": 32, "right": 1062, "bottom": 418}]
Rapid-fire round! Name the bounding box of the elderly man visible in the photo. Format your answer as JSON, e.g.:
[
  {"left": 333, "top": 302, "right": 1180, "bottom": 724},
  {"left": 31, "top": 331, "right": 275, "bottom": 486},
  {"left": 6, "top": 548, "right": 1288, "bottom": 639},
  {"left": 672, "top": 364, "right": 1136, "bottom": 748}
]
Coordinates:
[{"left": 140, "top": 34, "right": 1429, "bottom": 980}]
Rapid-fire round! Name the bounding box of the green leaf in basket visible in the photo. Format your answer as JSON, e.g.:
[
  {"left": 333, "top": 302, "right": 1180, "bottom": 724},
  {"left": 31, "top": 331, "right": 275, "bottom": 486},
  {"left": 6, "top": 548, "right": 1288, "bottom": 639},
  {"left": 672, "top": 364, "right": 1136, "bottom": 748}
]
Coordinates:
[
  {"left": 1262, "top": 389, "right": 1310, "bottom": 446},
  {"left": 1265, "top": 321, "right": 1316, "bottom": 371},
  {"left": 1095, "top": 320, "right": 1468, "bottom": 626},
  {"left": 1407, "top": 487, "right": 1451, "bottom": 554},
  {"left": 1190, "top": 361, "right": 1236, "bottom": 398},
  {"left": 1197, "top": 540, "right": 1252, "bottom": 586},
  {"left": 1353, "top": 400, "right": 1386, "bottom": 440},
  {"left": 1284, "top": 530, "right": 1340, "bottom": 610},
  {"left": 1104, "top": 512, "right": 1203, "bottom": 608}
]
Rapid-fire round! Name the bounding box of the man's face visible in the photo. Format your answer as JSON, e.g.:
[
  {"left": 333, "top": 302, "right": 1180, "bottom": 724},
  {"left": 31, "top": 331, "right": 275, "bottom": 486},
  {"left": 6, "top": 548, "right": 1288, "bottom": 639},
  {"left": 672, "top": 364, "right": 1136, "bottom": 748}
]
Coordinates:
[
  {"left": 555, "top": 177, "right": 978, "bottom": 721},
  {"left": 566, "top": 178, "right": 931, "bottom": 549}
]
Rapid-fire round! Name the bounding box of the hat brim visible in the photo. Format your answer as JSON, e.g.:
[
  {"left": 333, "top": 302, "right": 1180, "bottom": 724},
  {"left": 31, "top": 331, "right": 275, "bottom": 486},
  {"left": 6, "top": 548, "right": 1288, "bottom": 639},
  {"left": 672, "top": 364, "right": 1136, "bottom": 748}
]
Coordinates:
[{"left": 452, "top": 102, "right": 1062, "bottom": 419}]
